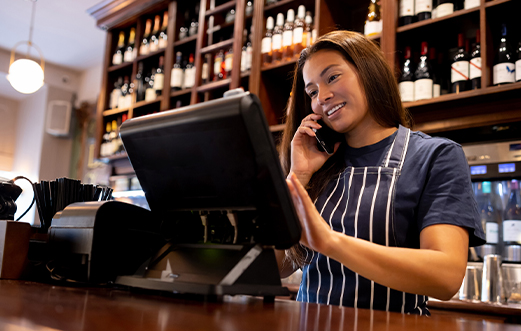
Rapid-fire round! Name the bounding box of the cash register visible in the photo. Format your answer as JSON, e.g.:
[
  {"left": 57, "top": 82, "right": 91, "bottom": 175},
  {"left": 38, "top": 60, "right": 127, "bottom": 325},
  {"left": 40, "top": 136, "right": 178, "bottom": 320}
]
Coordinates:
[{"left": 50, "top": 91, "right": 301, "bottom": 299}]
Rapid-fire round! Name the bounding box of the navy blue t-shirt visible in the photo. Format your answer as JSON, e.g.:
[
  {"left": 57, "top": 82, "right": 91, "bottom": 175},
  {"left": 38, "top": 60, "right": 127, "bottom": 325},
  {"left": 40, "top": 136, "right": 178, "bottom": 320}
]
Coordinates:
[{"left": 343, "top": 129, "right": 486, "bottom": 247}]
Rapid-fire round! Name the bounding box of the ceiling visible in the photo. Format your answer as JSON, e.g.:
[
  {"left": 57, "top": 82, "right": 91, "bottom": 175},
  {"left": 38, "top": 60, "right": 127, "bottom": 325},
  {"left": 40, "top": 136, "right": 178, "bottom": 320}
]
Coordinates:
[{"left": 0, "top": 0, "right": 106, "bottom": 71}]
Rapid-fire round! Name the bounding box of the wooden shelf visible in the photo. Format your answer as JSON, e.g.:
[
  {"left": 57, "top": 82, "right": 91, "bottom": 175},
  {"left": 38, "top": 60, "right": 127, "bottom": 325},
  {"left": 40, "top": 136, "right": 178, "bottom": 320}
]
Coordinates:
[
  {"left": 107, "top": 61, "right": 133, "bottom": 72},
  {"left": 261, "top": 58, "right": 298, "bottom": 72},
  {"left": 264, "top": 0, "right": 295, "bottom": 12},
  {"left": 240, "top": 70, "right": 251, "bottom": 78},
  {"left": 404, "top": 82, "right": 521, "bottom": 109},
  {"left": 485, "top": 0, "right": 512, "bottom": 8},
  {"left": 103, "top": 107, "right": 129, "bottom": 116},
  {"left": 170, "top": 89, "right": 192, "bottom": 97},
  {"left": 135, "top": 48, "right": 165, "bottom": 62},
  {"left": 173, "top": 34, "right": 197, "bottom": 47},
  {"left": 207, "top": 14, "right": 253, "bottom": 34},
  {"left": 196, "top": 78, "right": 231, "bottom": 93},
  {"left": 200, "top": 38, "right": 234, "bottom": 54},
  {"left": 205, "top": 1, "right": 236, "bottom": 17},
  {"left": 133, "top": 98, "right": 162, "bottom": 110},
  {"left": 397, "top": 6, "right": 480, "bottom": 33}
]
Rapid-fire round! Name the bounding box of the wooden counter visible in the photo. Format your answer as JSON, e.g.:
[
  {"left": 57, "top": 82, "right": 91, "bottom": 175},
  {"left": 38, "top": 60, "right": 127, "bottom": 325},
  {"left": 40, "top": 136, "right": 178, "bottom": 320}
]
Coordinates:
[{"left": 0, "top": 280, "right": 520, "bottom": 331}]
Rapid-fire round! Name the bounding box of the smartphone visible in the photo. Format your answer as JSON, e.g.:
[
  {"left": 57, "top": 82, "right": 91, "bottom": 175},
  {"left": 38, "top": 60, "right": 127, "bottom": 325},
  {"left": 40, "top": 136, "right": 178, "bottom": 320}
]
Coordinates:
[{"left": 313, "top": 119, "right": 343, "bottom": 155}]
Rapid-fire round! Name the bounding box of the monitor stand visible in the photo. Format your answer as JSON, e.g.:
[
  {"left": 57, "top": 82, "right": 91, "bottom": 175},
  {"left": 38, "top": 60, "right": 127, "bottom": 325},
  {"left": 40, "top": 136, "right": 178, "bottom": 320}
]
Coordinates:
[{"left": 115, "top": 243, "right": 290, "bottom": 301}]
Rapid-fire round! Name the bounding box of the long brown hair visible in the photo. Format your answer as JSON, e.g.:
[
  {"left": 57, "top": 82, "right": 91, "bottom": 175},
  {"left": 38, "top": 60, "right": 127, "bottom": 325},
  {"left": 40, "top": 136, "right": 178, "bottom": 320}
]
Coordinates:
[{"left": 281, "top": 30, "right": 411, "bottom": 267}]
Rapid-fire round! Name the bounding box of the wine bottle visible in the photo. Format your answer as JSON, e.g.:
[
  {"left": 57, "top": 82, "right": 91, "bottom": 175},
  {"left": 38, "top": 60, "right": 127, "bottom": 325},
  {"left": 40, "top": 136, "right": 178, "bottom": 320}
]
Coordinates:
[
  {"left": 214, "top": 50, "right": 224, "bottom": 81},
  {"left": 225, "top": 8, "right": 236, "bottom": 23},
  {"left": 184, "top": 53, "right": 195, "bottom": 89},
  {"left": 399, "top": 0, "right": 416, "bottom": 26},
  {"left": 124, "top": 28, "right": 136, "bottom": 63},
  {"left": 516, "top": 40, "right": 521, "bottom": 82},
  {"left": 304, "top": 12, "right": 313, "bottom": 47},
  {"left": 364, "top": 0, "right": 382, "bottom": 37},
  {"left": 100, "top": 122, "right": 111, "bottom": 157},
  {"left": 293, "top": 5, "right": 306, "bottom": 57},
  {"left": 241, "top": 29, "right": 248, "bottom": 73},
  {"left": 470, "top": 29, "right": 481, "bottom": 89},
  {"left": 272, "top": 13, "right": 284, "bottom": 63},
  {"left": 415, "top": 0, "right": 432, "bottom": 21},
  {"left": 189, "top": 5, "right": 199, "bottom": 37},
  {"left": 145, "top": 68, "right": 156, "bottom": 101},
  {"left": 109, "top": 120, "right": 118, "bottom": 156},
  {"left": 225, "top": 45, "right": 233, "bottom": 78},
  {"left": 262, "top": 16, "right": 274, "bottom": 65},
  {"left": 503, "top": 180, "right": 521, "bottom": 261},
  {"left": 246, "top": 1, "right": 253, "bottom": 16},
  {"left": 135, "top": 62, "right": 145, "bottom": 102},
  {"left": 480, "top": 181, "right": 500, "bottom": 253},
  {"left": 159, "top": 11, "right": 168, "bottom": 49},
  {"left": 493, "top": 24, "right": 515, "bottom": 86},
  {"left": 202, "top": 55, "right": 210, "bottom": 84},
  {"left": 112, "top": 31, "right": 125, "bottom": 65},
  {"left": 171, "top": 52, "right": 184, "bottom": 91},
  {"left": 399, "top": 46, "right": 415, "bottom": 102},
  {"left": 179, "top": 10, "right": 189, "bottom": 40},
  {"left": 451, "top": 33, "right": 470, "bottom": 93},
  {"left": 110, "top": 77, "right": 122, "bottom": 109},
  {"left": 414, "top": 41, "right": 433, "bottom": 101},
  {"left": 434, "top": 0, "right": 453, "bottom": 18},
  {"left": 118, "top": 76, "right": 130, "bottom": 109},
  {"left": 429, "top": 47, "right": 440, "bottom": 98},
  {"left": 282, "top": 9, "right": 295, "bottom": 61},
  {"left": 149, "top": 15, "right": 161, "bottom": 53},
  {"left": 140, "top": 19, "right": 152, "bottom": 56},
  {"left": 465, "top": 0, "right": 479, "bottom": 9},
  {"left": 154, "top": 56, "right": 164, "bottom": 96}
]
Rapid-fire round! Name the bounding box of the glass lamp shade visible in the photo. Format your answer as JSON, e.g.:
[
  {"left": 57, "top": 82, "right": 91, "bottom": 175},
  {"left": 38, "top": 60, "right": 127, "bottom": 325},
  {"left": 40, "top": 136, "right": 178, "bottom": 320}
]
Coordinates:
[{"left": 7, "top": 59, "right": 44, "bottom": 94}]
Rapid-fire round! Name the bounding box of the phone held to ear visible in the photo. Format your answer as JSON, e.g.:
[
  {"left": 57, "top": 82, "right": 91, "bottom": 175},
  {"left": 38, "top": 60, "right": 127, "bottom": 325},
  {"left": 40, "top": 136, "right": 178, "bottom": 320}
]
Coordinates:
[{"left": 313, "top": 119, "right": 343, "bottom": 155}]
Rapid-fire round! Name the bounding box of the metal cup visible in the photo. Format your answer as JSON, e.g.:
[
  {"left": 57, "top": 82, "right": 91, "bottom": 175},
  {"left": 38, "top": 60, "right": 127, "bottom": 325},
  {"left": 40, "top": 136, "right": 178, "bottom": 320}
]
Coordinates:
[
  {"left": 481, "top": 254, "right": 506, "bottom": 304},
  {"left": 459, "top": 265, "right": 482, "bottom": 301}
]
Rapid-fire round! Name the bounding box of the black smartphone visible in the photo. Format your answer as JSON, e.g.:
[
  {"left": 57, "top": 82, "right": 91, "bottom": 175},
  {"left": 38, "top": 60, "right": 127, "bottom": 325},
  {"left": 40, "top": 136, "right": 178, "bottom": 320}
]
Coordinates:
[{"left": 313, "top": 119, "right": 343, "bottom": 155}]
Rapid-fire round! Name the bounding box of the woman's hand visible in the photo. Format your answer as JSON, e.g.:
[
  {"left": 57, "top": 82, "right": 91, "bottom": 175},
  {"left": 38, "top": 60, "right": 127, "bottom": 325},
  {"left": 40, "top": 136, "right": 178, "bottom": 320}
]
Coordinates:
[
  {"left": 286, "top": 172, "right": 336, "bottom": 254},
  {"left": 290, "top": 114, "right": 341, "bottom": 187}
]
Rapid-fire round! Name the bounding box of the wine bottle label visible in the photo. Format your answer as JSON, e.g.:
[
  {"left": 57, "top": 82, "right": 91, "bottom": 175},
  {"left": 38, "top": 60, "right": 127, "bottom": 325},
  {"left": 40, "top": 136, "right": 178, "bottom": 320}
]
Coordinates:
[
  {"left": 241, "top": 50, "right": 247, "bottom": 72},
  {"left": 140, "top": 44, "right": 149, "bottom": 56},
  {"left": 493, "top": 63, "right": 515, "bottom": 85},
  {"left": 153, "top": 73, "right": 164, "bottom": 90},
  {"left": 433, "top": 83, "right": 440, "bottom": 98},
  {"left": 159, "top": 38, "right": 167, "bottom": 49},
  {"left": 112, "top": 53, "right": 123, "bottom": 66},
  {"left": 225, "top": 54, "right": 233, "bottom": 71},
  {"left": 414, "top": 78, "right": 433, "bottom": 101},
  {"left": 516, "top": 60, "right": 521, "bottom": 82},
  {"left": 486, "top": 222, "right": 499, "bottom": 244},
  {"left": 246, "top": 46, "right": 252, "bottom": 70},
  {"left": 110, "top": 89, "right": 121, "bottom": 109},
  {"left": 145, "top": 88, "right": 156, "bottom": 101},
  {"left": 272, "top": 34, "right": 282, "bottom": 50},
  {"left": 262, "top": 37, "right": 272, "bottom": 53},
  {"left": 117, "top": 95, "right": 126, "bottom": 109},
  {"left": 436, "top": 3, "right": 453, "bottom": 17},
  {"left": 214, "top": 60, "right": 222, "bottom": 76},
  {"left": 465, "top": 0, "right": 480, "bottom": 9},
  {"left": 283, "top": 31, "right": 293, "bottom": 47},
  {"left": 470, "top": 57, "right": 482, "bottom": 80},
  {"left": 149, "top": 40, "right": 158, "bottom": 53},
  {"left": 171, "top": 68, "right": 183, "bottom": 88},
  {"left": 503, "top": 220, "right": 521, "bottom": 243},
  {"left": 293, "top": 27, "right": 304, "bottom": 44},
  {"left": 184, "top": 68, "right": 194, "bottom": 88},
  {"left": 124, "top": 94, "right": 132, "bottom": 108},
  {"left": 124, "top": 50, "right": 133, "bottom": 63},
  {"left": 202, "top": 63, "right": 208, "bottom": 80},
  {"left": 451, "top": 61, "right": 469, "bottom": 83},
  {"left": 364, "top": 21, "right": 382, "bottom": 36},
  {"left": 415, "top": 0, "right": 432, "bottom": 14},
  {"left": 399, "top": 81, "right": 414, "bottom": 102},
  {"left": 400, "top": 0, "right": 414, "bottom": 17}
]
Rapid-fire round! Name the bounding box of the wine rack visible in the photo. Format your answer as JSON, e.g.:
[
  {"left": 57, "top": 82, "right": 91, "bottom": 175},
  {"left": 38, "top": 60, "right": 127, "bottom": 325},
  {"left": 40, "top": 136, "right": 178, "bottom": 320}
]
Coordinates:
[{"left": 89, "top": 0, "right": 521, "bottom": 160}]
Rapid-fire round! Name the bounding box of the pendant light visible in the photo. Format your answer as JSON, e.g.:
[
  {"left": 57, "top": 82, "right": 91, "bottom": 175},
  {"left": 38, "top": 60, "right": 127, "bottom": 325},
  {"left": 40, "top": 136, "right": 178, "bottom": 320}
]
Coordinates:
[{"left": 7, "top": 0, "right": 45, "bottom": 94}]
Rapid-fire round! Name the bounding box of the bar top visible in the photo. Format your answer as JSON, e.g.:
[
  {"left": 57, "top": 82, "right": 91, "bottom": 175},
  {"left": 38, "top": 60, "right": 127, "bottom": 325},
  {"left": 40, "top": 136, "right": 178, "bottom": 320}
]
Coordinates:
[{"left": 0, "top": 280, "right": 519, "bottom": 331}]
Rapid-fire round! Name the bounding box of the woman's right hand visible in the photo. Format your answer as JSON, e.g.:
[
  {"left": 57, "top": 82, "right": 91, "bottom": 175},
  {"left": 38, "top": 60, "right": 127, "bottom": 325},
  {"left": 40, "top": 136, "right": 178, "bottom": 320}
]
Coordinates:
[{"left": 290, "top": 114, "right": 341, "bottom": 187}]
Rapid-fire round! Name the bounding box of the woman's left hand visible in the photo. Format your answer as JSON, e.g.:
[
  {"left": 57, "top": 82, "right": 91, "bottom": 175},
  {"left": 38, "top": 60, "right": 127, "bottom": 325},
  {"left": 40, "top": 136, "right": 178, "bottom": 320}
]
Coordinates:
[{"left": 286, "top": 172, "right": 336, "bottom": 254}]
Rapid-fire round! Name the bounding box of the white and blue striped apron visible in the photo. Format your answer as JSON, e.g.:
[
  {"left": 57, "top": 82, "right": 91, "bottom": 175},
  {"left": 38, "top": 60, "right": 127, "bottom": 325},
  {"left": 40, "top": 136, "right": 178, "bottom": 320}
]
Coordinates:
[{"left": 296, "top": 125, "right": 428, "bottom": 315}]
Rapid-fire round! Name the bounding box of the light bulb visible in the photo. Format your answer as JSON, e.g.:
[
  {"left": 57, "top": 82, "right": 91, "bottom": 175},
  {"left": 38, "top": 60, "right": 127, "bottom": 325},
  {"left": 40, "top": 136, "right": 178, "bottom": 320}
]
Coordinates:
[{"left": 7, "top": 59, "right": 44, "bottom": 94}]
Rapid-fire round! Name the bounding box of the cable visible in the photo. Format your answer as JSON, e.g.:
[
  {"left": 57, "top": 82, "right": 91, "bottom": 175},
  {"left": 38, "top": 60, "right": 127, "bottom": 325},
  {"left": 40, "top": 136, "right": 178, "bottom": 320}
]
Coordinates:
[{"left": 10, "top": 176, "right": 36, "bottom": 222}]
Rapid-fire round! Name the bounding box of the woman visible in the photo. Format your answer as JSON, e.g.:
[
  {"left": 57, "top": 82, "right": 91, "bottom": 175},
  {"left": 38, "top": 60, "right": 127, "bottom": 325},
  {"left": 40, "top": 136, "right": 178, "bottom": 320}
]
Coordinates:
[{"left": 277, "top": 30, "right": 485, "bottom": 315}]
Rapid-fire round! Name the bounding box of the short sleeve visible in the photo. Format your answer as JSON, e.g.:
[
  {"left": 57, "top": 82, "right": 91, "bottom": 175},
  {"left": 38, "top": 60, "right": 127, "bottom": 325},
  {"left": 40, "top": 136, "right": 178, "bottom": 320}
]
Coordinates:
[{"left": 417, "top": 141, "right": 486, "bottom": 247}]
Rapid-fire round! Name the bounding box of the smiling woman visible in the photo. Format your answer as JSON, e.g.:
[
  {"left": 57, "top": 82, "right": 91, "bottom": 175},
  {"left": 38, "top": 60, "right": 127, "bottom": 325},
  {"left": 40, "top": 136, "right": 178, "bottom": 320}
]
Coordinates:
[{"left": 276, "top": 30, "right": 486, "bottom": 315}]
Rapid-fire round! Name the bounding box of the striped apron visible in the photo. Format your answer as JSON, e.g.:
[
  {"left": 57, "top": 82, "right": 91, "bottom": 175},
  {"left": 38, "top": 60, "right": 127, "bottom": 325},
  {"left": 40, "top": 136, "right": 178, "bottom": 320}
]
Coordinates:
[{"left": 296, "top": 125, "right": 428, "bottom": 315}]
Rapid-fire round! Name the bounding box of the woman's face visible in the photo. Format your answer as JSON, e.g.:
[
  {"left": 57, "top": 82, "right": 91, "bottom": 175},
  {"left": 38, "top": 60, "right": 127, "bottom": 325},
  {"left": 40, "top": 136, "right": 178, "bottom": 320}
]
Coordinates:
[{"left": 302, "top": 49, "right": 374, "bottom": 136}]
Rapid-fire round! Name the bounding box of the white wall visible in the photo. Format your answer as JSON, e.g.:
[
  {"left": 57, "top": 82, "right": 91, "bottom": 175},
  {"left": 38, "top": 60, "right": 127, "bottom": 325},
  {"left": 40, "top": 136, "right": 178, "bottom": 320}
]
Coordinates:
[
  {"left": 76, "top": 63, "right": 102, "bottom": 106},
  {"left": 0, "top": 96, "right": 19, "bottom": 171}
]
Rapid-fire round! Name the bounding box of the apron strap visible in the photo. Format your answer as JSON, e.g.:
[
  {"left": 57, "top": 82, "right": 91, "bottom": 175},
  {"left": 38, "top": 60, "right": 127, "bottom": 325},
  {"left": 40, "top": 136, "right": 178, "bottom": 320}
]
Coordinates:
[{"left": 383, "top": 125, "right": 410, "bottom": 170}]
